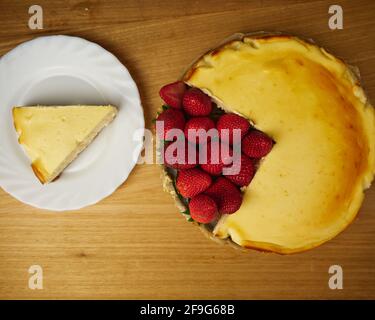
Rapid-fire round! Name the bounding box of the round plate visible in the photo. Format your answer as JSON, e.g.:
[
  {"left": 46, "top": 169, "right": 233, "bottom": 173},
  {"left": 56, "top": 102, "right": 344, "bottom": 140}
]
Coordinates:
[{"left": 0, "top": 35, "right": 144, "bottom": 211}]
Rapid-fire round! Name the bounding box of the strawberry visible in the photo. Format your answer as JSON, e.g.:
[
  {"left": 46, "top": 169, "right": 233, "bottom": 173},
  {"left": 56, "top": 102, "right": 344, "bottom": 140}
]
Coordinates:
[
  {"left": 176, "top": 168, "right": 212, "bottom": 198},
  {"left": 159, "top": 81, "right": 186, "bottom": 109},
  {"left": 224, "top": 154, "right": 254, "bottom": 187},
  {"left": 156, "top": 108, "right": 185, "bottom": 140},
  {"left": 205, "top": 177, "right": 242, "bottom": 214},
  {"left": 199, "top": 142, "right": 232, "bottom": 176},
  {"left": 164, "top": 140, "right": 198, "bottom": 170},
  {"left": 182, "top": 88, "right": 212, "bottom": 116},
  {"left": 216, "top": 113, "right": 250, "bottom": 144},
  {"left": 242, "top": 130, "right": 273, "bottom": 158},
  {"left": 189, "top": 194, "right": 218, "bottom": 224},
  {"left": 184, "top": 117, "right": 215, "bottom": 144}
]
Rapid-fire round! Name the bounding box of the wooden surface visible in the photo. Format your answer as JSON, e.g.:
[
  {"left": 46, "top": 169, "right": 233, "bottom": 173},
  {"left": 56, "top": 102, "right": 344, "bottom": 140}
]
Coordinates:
[{"left": 0, "top": 0, "right": 375, "bottom": 300}]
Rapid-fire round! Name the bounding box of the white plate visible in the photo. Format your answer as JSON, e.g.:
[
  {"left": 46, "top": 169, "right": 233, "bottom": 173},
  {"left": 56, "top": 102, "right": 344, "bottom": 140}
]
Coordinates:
[{"left": 0, "top": 35, "right": 144, "bottom": 211}]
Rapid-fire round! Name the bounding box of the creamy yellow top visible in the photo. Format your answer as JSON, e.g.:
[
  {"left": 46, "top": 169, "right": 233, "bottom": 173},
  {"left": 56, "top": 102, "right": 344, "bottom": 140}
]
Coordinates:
[
  {"left": 185, "top": 35, "right": 375, "bottom": 253},
  {"left": 13, "top": 105, "right": 117, "bottom": 183}
]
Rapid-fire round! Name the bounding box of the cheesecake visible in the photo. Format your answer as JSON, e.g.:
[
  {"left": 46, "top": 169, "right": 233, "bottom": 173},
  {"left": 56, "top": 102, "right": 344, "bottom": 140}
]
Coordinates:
[
  {"left": 154, "top": 33, "right": 375, "bottom": 254},
  {"left": 13, "top": 105, "right": 117, "bottom": 184},
  {"left": 181, "top": 34, "right": 375, "bottom": 253}
]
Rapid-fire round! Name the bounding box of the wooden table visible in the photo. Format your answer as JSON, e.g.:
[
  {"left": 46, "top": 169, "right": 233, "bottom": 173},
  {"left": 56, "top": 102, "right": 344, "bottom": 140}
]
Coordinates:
[{"left": 0, "top": 0, "right": 374, "bottom": 299}]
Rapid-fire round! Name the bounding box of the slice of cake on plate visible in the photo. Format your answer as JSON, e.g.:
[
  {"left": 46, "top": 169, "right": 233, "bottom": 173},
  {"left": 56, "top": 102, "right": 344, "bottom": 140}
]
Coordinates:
[{"left": 13, "top": 105, "right": 117, "bottom": 184}]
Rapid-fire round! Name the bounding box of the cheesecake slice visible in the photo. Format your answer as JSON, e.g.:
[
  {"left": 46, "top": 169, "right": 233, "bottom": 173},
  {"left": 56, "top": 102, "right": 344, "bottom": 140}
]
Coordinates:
[{"left": 13, "top": 105, "right": 117, "bottom": 184}]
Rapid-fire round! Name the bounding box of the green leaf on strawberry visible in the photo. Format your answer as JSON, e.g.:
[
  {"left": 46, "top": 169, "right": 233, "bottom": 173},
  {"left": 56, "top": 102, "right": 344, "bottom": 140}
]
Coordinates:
[{"left": 182, "top": 209, "right": 190, "bottom": 215}]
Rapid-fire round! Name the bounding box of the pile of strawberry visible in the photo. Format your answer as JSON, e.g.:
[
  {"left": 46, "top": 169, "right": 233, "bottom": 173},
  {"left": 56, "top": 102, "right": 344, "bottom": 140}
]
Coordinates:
[{"left": 156, "top": 81, "right": 273, "bottom": 224}]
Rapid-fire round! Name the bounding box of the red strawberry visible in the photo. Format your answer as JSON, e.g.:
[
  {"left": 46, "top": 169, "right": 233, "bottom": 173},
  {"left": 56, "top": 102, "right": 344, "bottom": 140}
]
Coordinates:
[
  {"left": 216, "top": 113, "right": 250, "bottom": 144},
  {"left": 200, "top": 142, "right": 231, "bottom": 176},
  {"left": 164, "top": 140, "right": 197, "bottom": 170},
  {"left": 224, "top": 154, "right": 254, "bottom": 187},
  {"left": 184, "top": 117, "right": 215, "bottom": 144},
  {"left": 159, "top": 81, "right": 186, "bottom": 109},
  {"left": 176, "top": 168, "right": 212, "bottom": 198},
  {"left": 182, "top": 88, "right": 212, "bottom": 116},
  {"left": 205, "top": 177, "right": 242, "bottom": 214},
  {"left": 242, "top": 130, "right": 273, "bottom": 158},
  {"left": 189, "top": 194, "right": 218, "bottom": 223},
  {"left": 156, "top": 108, "right": 185, "bottom": 140}
]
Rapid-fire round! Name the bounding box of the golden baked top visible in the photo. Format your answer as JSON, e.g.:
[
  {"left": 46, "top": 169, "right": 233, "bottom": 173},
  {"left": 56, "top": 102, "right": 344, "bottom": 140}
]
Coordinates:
[
  {"left": 13, "top": 105, "right": 117, "bottom": 184},
  {"left": 184, "top": 35, "right": 375, "bottom": 253}
]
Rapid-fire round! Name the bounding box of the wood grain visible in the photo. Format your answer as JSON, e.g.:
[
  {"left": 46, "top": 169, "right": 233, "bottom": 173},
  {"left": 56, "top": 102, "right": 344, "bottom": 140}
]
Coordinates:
[{"left": 0, "top": 0, "right": 375, "bottom": 299}]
